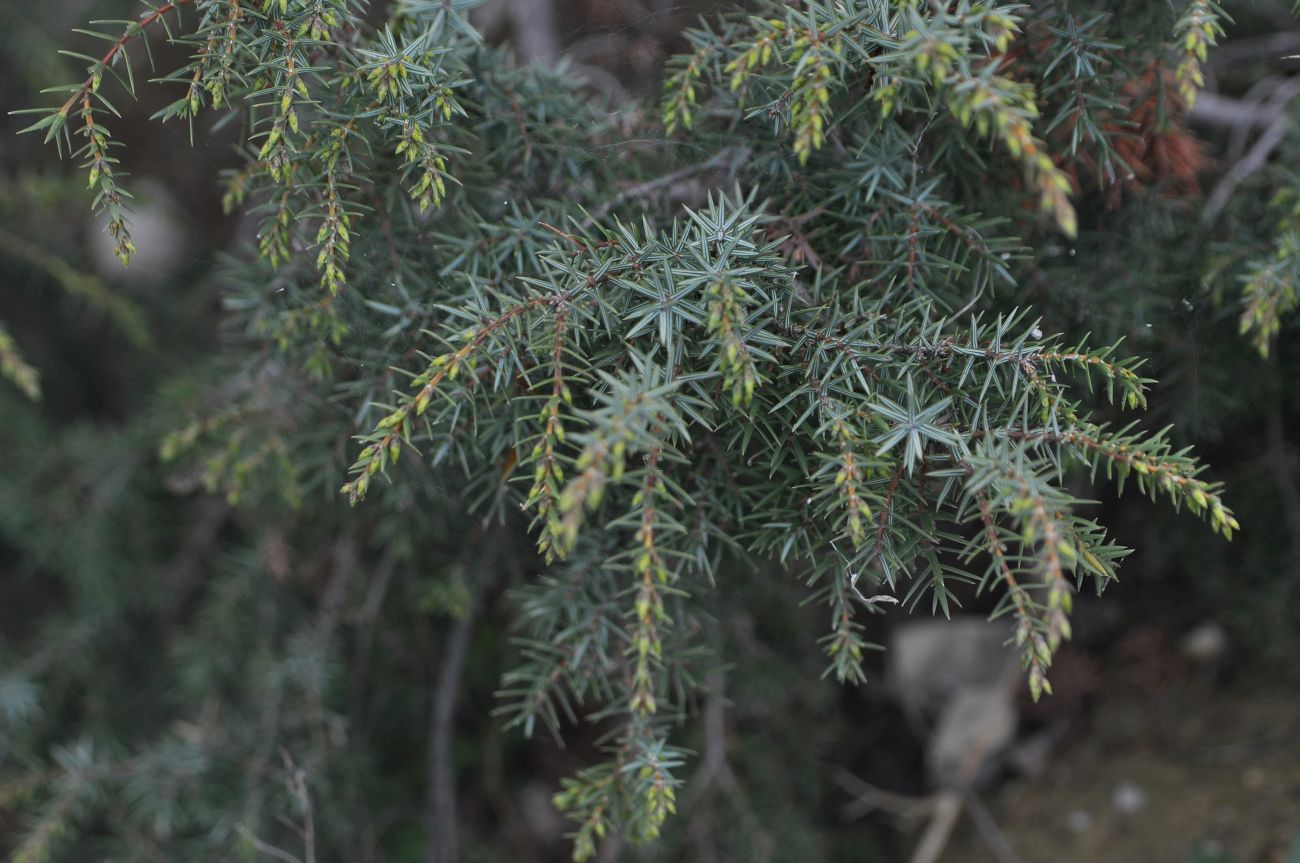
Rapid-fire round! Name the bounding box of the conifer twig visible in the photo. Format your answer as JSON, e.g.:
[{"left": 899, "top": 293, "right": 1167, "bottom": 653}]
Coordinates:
[{"left": 54, "top": 1, "right": 196, "bottom": 122}]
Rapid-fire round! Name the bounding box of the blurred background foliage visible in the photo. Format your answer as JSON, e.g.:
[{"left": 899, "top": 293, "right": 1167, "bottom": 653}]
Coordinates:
[{"left": 1, "top": 1, "right": 1299, "bottom": 862}]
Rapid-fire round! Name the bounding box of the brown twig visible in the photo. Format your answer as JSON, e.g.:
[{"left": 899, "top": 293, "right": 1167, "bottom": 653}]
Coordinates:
[
  {"left": 236, "top": 825, "right": 303, "bottom": 863},
  {"left": 832, "top": 768, "right": 936, "bottom": 822},
  {"left": 1202, "top": 75, "right": 1300, "bottom": 225},
  {"left": 57, "top": 1, "right": 196, "bottom": 120},
  {"left": 505, "top": 83, "right": 534, "bottom": 166},
  {"left": 346, "top": 553, "right": 398, "bottom": 742},
  {"left": 966, "top": 794, "right": 1026, "bottom": 863},
  {"left": 426, "top": 527, "right": 507, "bottom": 863},
  {"left": 427, "top": 614, "right": 473, "bottom": 863},
  {"left": 579, "top": 146, "right": 749, "bottom": 228},
  {"left": 540, "top": 221, "right": 589, "bottom": 251},
  {"left": 686, "top": 671, "right": 737, "bottom": 802},
  {"left": 280, "top": 751, "right": 317, "bottom": 863}
]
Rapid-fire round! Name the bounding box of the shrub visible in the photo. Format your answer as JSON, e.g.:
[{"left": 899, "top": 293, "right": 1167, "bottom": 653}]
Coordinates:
[{"left": 5, "top": 1, "right": 1294, "bottom": 860}]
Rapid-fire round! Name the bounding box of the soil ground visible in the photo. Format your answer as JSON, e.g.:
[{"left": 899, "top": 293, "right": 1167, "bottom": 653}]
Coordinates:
[{"left": 942, "top": 625, "right": 1300, "bottom": 863}]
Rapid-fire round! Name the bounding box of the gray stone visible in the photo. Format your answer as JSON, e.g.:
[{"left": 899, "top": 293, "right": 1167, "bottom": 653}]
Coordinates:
[
  {"left": 888, "top": 617, "right": 1018, "bottom": 717},
  {"left": 1181, "top": 621, "right": 1230, "bottom": 663},
  {"left": 927, "top": 684, "right": 1019, "bottom": 785},
  {"left": 1111, "top": 781, "right": 1149, "bottom": 815}
]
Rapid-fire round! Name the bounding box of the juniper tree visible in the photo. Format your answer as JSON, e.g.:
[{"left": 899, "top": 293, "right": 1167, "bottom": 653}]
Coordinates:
[{"left": 6, "top": 0, "right": 1297, "bottom": 860}]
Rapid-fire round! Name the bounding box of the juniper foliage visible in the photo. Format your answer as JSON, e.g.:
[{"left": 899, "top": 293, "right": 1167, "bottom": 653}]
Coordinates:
[{"left": 6, "top": 0, "right": 1296, "bottom": 860}]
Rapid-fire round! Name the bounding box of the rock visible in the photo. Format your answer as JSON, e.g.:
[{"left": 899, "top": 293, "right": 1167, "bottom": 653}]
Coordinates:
[
  {"left": 1005, "top": 728, "right": 1061, "bottom": 778},
  {"left": 888, "top": 617, "right": 1018, "bottom": 717},
  {"left": 1066, "top": 809, "right": 1093, "bottom": 834},
  {"left": 1180, "top": 621, "right": 1229, "bottom": 663},
  {"left": 927, "top": 684, "right": 1018, "bottom": 785},
  {"left": 1111, "top": 781, "right": 1148, "bottom": 816}
]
